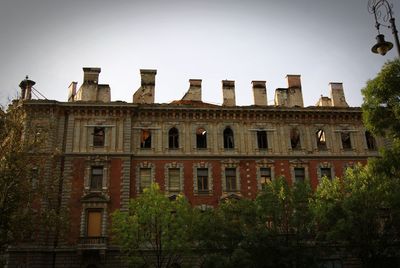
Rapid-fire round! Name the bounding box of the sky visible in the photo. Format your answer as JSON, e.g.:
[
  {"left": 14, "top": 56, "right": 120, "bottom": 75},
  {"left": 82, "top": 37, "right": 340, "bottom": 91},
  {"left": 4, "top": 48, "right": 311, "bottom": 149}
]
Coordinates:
[{"left": 0, "top": 0, "right": 399, "bottom": 107}]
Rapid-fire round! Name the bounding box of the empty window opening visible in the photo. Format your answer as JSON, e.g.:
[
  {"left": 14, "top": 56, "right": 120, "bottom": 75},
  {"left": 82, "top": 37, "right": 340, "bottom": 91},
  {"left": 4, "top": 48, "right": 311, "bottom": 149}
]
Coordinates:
[
  {"left": 341, "top": 132, "right": 352, "bottom": 150},
  {"left": 223, "top": 127, "right": 234, "bottom": 149},
  {"left": 294, "top": 167, "right": 305, "bottom": 183},
  {"left": 225, "top": 168, "right": 237, "bottom": 192},
  {"left": 196, "top": 128, "right": 207, "bottom": 149},
  {"left": 141, "top": 129, "right": 152, "bottom": 148},
  {"left": 257, "top": 130, "right": 268, "bottom": 149},
  {"left": 321, "top": 167, "right": 332, "bottom": 180},
  {"left": 316, "top": 129, "right": 327, "bottom": 150},
  {"left": 365, "top": 131, "right": 376, "bottom": 150},
  {"left": 90, "top": 166, "right": 103, "bottom": 191},
  {"left": 93, "top": 127, "right": 105, "bottom": 147},
  {"left": 260, "top": 167, "right": 272, "bottom": 189},
  {"left": 168, "top": 127, "right": 179, "bottom": 149},
  {"left": 290, "top": 128, "right": 301, "bottom": 149},
  {"left": 197, "top": 168, "right": 209, "bottom": 193}
]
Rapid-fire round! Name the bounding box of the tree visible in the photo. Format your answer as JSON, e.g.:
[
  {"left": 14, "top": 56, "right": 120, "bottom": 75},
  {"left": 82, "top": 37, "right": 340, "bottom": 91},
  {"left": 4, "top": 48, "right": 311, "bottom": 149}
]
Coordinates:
[{"left": 112, "top": 183, "right": 195, "bottom": 268}]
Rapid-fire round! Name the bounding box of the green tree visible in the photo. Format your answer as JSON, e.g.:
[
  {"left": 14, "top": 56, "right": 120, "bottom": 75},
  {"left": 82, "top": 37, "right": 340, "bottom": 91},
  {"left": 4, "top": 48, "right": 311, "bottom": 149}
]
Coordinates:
[{"left": 112, "top": 183, "right": 195, "bottom": 268}]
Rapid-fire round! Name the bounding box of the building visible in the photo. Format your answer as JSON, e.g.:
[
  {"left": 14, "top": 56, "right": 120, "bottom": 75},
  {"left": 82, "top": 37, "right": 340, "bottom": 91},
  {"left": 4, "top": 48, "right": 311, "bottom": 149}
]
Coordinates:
[{"left": 7, "top": 68, "right": 382, "bottom": 267}]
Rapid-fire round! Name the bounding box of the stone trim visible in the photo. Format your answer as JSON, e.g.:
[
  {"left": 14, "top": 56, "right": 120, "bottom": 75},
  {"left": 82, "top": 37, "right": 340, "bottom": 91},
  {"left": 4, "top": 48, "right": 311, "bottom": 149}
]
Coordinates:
[
  {"left": 84, "top": 156, "right": 111, "bottom": 193},
  {"left": 317, "top": 161, "right": 335, "bottom": 181},
  {"left": 289, "top": 159, "right": 309, "bottom": 184},
  {"left": 221, "top": 159, "right": 241, "bottom": 194},
  {"left": 193, "top": 162, "right": 213, "bottom": 195},
  {"left": 135, "top": 161, "right": 155, "bottom": 194},
  {"left": 256, "top": 159, "right": 275, "bottom": 190},
  {"left": 164, "top": 162, "right": 184, "bottom": 194}
]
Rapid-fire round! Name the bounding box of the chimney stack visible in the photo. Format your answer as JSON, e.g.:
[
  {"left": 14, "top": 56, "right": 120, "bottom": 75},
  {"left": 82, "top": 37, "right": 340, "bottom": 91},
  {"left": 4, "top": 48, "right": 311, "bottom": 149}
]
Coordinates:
[
  {"left": 330, "top": 82, "right": 348, "bottom": 107},
  {"left": 68, "top": 82, "right": 77, "bottom": 102},
  {"left": 286, "top": 74, "right": 304, "bottom": 107},
  {"left": 19, "top": 76, "right": 36, "bottom": 100},
  {"left": 181, "top": 79, "right": 202, "bottom": 102},
  {"left": 133, "top": 69, "right": 157, "bottom": 104},
  {"left": 222, "top": 80, "right": 236, "bottom": 106},
  {"left": 252, "top": 81, "right": 267, "bottom": 106},
  {"left": 83, "top": 67, "right": 101, "bottom": 84}
]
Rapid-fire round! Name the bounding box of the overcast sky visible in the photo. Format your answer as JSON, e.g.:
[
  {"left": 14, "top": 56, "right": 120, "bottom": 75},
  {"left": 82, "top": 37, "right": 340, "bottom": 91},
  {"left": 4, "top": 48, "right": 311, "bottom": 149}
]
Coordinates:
[{"left": 0, "top": 0, "right": 399, "bottom": 107}]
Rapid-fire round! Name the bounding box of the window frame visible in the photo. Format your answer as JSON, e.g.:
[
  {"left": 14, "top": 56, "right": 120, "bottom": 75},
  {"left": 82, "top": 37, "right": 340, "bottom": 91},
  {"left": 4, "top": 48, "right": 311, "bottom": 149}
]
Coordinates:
[
  {"left": 223, "top": 127, "right": 235, "bottom": 149},
  {"left": 196, "top": 128, "right": 207, "bottom": 149},
  {"left": 197, "top": 168, "right": 209, "bottom": 194},
  {"left": 90, "top": 166, "right": 103, "bottom": 191},
  {"left": 257, "top": 130, "right": 268, "bottom": 149},
  {"left": 93, "top": 127, "right": 105, "bottom": 147},
  {"left": 168, "top": 127, "right": 179, "bottom": 149}
]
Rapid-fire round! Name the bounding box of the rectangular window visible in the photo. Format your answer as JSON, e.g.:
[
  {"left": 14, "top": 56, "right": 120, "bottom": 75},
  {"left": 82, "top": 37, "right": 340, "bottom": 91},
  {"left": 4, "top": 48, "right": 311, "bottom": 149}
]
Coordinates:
[
  {"left": 321, "top": 167, "right": 332, "bottom": 180},
  {"left": 141, "top": 130, "right": 152, "bottom": 149},
  {"left": 90, "top": 166, "right": 103, "bottom": 191},
  {"left": 225, "top": 168, "right": 237, "bottom": 192},
  {"left": 341, "top": 132, "right": 352, "bottom": 150},
  {"left": 197, "top": 168, "right": 209, "bottom": 193},
  {"left": 87, "top": 210, "right": 102, "bottom": 237},
  {"left": 93, "top": 127, "right": 105, "bottom": 147},
  {"left": 168, "top": 168, "right": 180, "bottom": 192},
  {"left": 294, "top": 167, "right": 305, "bottom": 183},
  {"left": 257, "top": 131, "right": 268, "bottom": 149},
  {"left": 260, "top": 167, "right": 272, "bottom": 189},
  {"left": 139, "top": 168, "right": 152, "bottom": 192}
]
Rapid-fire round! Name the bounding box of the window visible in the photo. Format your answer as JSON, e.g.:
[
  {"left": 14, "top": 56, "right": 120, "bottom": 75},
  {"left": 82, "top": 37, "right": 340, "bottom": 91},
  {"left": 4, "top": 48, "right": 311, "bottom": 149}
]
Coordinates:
[
  {"left": 225, "top": 168, "right": 237, "bottom": 192},
  {"left": 196, "top": 128, "right": 207, "bottom": 149},
  {"left": 141, "top": 129, "right": 151, "bottom": 148},
  {"left": 290, "top": 128, "right": 301, "bottom": 149},
  {"left": 321, "top": 167, "right": 332, "bottom": 180},
  {"left": 93, "top": 127, "right": 105, "bottom": 147},
  {"left": 168, "top": 127, "right": 179, "bottom": 149},
  {"left": 90, "top": 166, "right": 103, "bottom": 191},
  {"left": 341, "top": 132, "right": 352, "bottom": 150},
  {"left": 316, "top": 129, "right": 327, "bottom": 150},
  {"left": 168, "top": 168, "right": 180, "bottom": 192},
  {"left": 257, "top": 130, "right": 268, "bottom": 149},
  {"left": 260, "top": 167, "right": 272, "bottom": 189},
  {"left": 294, "top": 167, "right": 305, "bottom": 183},
  {"left": 86, "top": 210, "right": 102, "bottom": 237},
  {"left": 139, "top": 168, "right": 151, "bottom": 192},
  {"left": 197, "top": 168, "right": 209, "bottom": 193},
  {"left": 223, "top": 127, "right": 234, "bottom": 149},
  {"left": 365, "top": 131, "right": 376, "bottom": 150}
]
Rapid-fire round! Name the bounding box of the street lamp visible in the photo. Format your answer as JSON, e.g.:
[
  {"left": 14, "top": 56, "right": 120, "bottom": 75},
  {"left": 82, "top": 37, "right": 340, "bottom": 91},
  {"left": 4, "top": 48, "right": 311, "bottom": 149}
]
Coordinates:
[{"left": 368, "top": 0, "right": 400, "bottom": 57}]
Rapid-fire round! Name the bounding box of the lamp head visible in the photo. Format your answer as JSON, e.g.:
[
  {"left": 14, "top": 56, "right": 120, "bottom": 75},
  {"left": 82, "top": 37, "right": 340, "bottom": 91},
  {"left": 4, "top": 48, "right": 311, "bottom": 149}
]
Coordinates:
[{"left": 371, "top": 34, "right": 393, "bottom": 55}]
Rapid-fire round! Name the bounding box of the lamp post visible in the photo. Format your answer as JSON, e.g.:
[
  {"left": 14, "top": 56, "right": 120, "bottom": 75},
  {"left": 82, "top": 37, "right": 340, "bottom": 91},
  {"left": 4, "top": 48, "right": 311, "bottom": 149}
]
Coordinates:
[{"left": 368, "top": 0, "right": 400, "bottom": 57}]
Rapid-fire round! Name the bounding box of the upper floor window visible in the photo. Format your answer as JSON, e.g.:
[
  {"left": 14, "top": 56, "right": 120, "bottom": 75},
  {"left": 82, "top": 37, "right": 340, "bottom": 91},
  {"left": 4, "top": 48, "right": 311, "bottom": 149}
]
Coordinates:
[
  {"left": 294, "top": 167, "right": 305, "bottom": 183},
  {"left": 290, "top": 128, "right": 301, "bottom": 150},
  {"left": 225, "top": 168, "right": 237, "bottom": 192},
  {"left": 139, "top": 168, "right": 152, "bottom": 192},
  {"left": 93, "top": 127, "right": 105, "bottom": 147},
  {"left": 365, "top": 131, "right": 376, "bottom": 150},
  {"left": 141, "top": 129, "right": 151, "bottom": 149},
  {"left": 90, "top": 166, "right": 103, "bottom": 191},
  {"left": 168, "top": 127, "right": 179, "bottom": 149},
  {"left": 223, "top": 127, "right": 234, "bottom": 149},
  {"left": 196, "top": 128, "right": 207, "bottom": 149},
  {"left": 197, "top": 168, "right": 209, "bottom": 193},
  {"left": 257, "top": 130, "right": 268, "bottom": 149},
  {"left": 260, "top": 167, "right": 272, "bottom": 189},
  {"left": 320, "top": 167, "right": 332, "bottom": 180},
  {"left": 316, "top": 129, "right": 327, "bottom": 150},
  {"left": 168, "top": 168, "right": 181, "bottom": 192},
  {"left": 341, "top": 132, "right": 352, "bottom": 150}
]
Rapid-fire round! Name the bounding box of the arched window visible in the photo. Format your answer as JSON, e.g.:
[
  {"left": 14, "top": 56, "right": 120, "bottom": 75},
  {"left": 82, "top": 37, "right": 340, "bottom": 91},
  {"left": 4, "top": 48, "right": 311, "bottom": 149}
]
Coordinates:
[
  {"left": 168, "top": 127, "right": 179, "bottom": 149},
  {"left": 196, "top": 127, "right": 207, "bottom": 149},
  {"left": 365, "top": 131, "right": 376, "bottom": 150},
  {"left": 316, "top": 129, "right": 327, "bottom": 150},
  {"left": 223, "top": 127, "right": 234, "bottom": 149},
  {"left": 290, "top": 128, "right": 301, "bottom": 149}
]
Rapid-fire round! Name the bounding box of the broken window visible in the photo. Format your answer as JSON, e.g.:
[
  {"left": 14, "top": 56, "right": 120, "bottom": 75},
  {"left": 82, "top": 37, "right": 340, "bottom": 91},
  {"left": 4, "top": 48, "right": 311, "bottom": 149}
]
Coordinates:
[
  {"left": 260, "top": 167, "right": 272, "bottom": 189},
  {"left": 223, "top": 127, "right": 234, "bottom": 149},
  {"left": 90, "top": 166, "right": 103, "bottom": 191},
  {"left": 294, "top": 167, "right": 305, "bottom": 183},
  {"left": 225, "top": 168, "right": 237, "bottom": 192},
  {"left": 257, "top": 130, "right": 268, "bottom": 149},
  {"left": 168, "top": 127, "right": 179, "bottom": 149},
  {"left": 365, "top": 131, "right": 376, "bottom": 150},
  {"left": 196, "top": 127, "right": 207, "bottom": 149},
  {"left": 197, "top": 168, "right": 209, "bottom": 193},
  {"left": 290, "top": 128, "right": 301, "bottom": 149},
  {"left": 341, "top": 132, "right": 352, "bottom": 150},
  {"left": 93, "top": 127, "right": 105, "bottom": 147},
  {"left": 141, "top": 129, "right": 151, "bottom": 148},
  {"left": 320, "top": 167, "right": 332, "bottom": 180},
  {"left": 316, "top": 129, "right": 327, "bottom": 150}
]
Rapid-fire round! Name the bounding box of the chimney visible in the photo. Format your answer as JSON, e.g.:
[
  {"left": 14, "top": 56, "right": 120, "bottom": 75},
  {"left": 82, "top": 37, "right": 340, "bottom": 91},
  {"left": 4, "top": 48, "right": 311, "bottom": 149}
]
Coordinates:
[
  {"left": 330, "top": 82, "right": 348, "bottom": 107},
  {"left": 19, "top": 76, "right": 36, "bottom": 100},
  {"left": 252, "top": 81, "right": 267, "bottom": 106},
  {"left": 68, "top": 82, "right": 77, "bottom": 102},
  {"left": 133, "top": 69, "right": 157, "bottom": 104},
  {"left": 286, "top": 74, "right": 303, "bottom": 107},
  {"left": 83, "top": 67, "right": 101, "bottom": 84},
  {"left": 222, "top": 80, "right": 236, "bottom": 106},
  {"left": 182, "top": 79, "right": 202, "bottom": 101}
]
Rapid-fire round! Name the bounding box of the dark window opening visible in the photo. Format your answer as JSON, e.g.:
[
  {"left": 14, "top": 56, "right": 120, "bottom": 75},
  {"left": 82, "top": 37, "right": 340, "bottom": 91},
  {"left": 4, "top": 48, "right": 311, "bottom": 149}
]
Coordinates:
[
  {"left": 260, "top": 167, "right": 272, "bottom": 189},
  {"left": 225, "top": 168, "right": 237, "bottom": 192},
  {"left": 294, "top": 167, "right": 305, "bottom": 183},
  {"left": 365, "top": 131, "right": 376, "bottom": 150},
  {"left": 223, "top": 127, "right": 234, "bottom": 149},
  {"left": 341, "top": 132, "right": 352, "bottom": 150},
  {"left": 139, "top": 168, "right": 151, "bottom": 192},
  {"left": 168, "top": 168, "right": 180, "bottom": 192},
  {"left": 257, "top": 130, "right": 268, "bottom": 149},
  {"left": 169, "top": 127, "right": 179, "bottom": 149},
  {"left": 321, "top": 167, "right": 332, "bottom": 180},
  {"left": 90, "top": 166, "right": 103, "bottom": 191},
  {"left": 141, "top": 129, "right": 152, "bottom": 148},
  {"left": 93, "top": 127, "right": 105, "bottom": 147},
  {"left": 197, "top": 168, "right": 209, "bottom": 193},
  {"left": 196, "top": 128, "right": 207, "bottom": 149},
  {"left": 290, "top": 128, "right": 301, "bottom": 149},
  {"left": 316, "top": 129, "right": 327, "bottom": 150}
]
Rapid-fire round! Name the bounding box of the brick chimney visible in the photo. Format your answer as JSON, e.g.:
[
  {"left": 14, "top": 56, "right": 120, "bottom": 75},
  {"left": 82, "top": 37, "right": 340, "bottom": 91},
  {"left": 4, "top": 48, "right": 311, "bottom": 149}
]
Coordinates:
[
  {"left": 19, "top": 76, "right": 36, "bottom": 100},
  {"left": 222, "top": 80, "right": 236, "bottom": 106},
  {"left": 330, "top": 82, "right": 348, "bottom": 107},
  {"left": 182, "top": 79, "right": 202, "bottom": 102},
  {"left": 133, "top": 69, "right": 157, "bottom": 104},
  {"left": 252, "top": 81, "right": 267, "bottom": 106}
]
